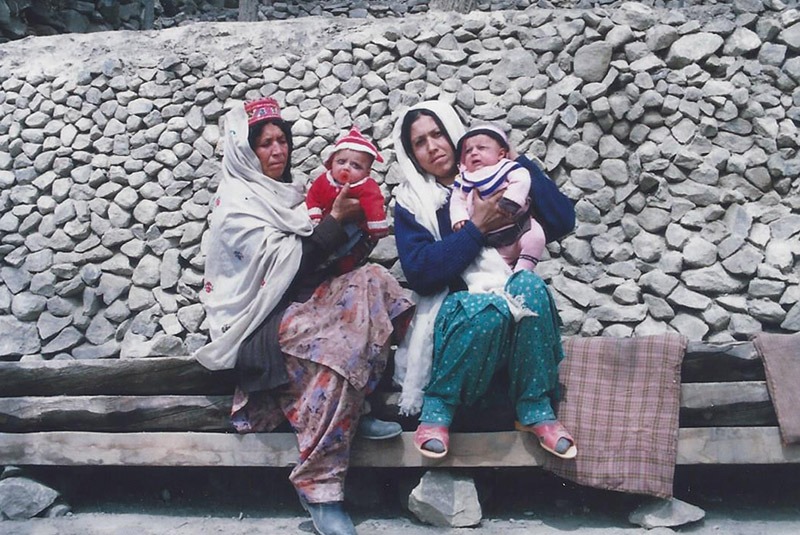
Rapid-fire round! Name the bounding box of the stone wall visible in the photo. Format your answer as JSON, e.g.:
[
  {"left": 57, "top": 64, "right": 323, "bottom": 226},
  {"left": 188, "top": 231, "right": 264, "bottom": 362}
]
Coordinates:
[
  {"left": 1, "top": 1, "right": 799, "bottom": 362},
  {"left": 7, "top": 1, "right": 798, "bottom": 41}
]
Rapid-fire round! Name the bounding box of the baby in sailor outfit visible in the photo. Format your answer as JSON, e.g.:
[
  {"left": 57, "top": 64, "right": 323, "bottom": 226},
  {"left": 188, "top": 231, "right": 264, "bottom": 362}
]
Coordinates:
[{"left": 450, "top": 124, "right": 546, "bottom": 272}]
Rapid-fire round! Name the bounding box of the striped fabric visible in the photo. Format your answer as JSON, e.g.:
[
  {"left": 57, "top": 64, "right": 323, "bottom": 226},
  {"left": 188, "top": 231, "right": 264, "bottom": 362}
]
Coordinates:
[
  {"left": 753, "top": 332, "right": 800, "bottom": 444},
  {"left": 543, "top": 334, "right": 687, "bottom": 499}
]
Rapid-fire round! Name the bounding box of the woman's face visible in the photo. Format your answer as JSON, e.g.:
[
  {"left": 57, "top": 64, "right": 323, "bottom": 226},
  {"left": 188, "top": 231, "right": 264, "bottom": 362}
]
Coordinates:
[
  {"left": 253, "top": 123, "right": 289, "bottom": 180},
  {"left": 408, "top": 115, "right": 457, "bottom": 183}
]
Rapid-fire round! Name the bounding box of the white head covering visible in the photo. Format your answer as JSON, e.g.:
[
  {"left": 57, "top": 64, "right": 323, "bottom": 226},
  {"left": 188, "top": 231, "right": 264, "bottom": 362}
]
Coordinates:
[
  {"left": 392, "top": 101, "right": 516, "bottom": 415},
  {"left": 193, "top": 104, "right": 313, "bottom": 370}
]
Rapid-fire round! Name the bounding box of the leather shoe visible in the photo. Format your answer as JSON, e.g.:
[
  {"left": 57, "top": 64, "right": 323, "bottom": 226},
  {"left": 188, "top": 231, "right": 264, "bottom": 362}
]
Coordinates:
[
  {"left": 357, "top": 416, "right": 402, "bottom": 440},
  {"left": 300, "top": 498, "right": 356, "bottom": 535}
]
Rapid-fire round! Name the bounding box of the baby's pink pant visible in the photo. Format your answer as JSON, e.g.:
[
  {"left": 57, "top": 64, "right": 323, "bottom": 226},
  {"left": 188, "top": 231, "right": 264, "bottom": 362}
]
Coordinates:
[{"left": 496, "top": 217, "right": 546, "bottom": 272}]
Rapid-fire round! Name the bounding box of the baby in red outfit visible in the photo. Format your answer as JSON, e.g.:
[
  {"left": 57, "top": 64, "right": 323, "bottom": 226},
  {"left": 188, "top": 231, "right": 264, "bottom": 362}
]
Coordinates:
[{"left": 306, "top": 126, "right": 388, "bottom": 273}]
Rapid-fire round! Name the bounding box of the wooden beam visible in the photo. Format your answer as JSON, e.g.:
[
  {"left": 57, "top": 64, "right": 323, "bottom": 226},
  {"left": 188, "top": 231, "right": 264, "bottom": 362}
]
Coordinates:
[
  {"left": 0, "top": 382, "right": 778, "bottom": 432},
  {"left": 0, "top": 341, "right": 763, "bottom": 397},
  {"left": 682, "top": 340, "right": 763, "bottom": 382},
  {"left": 1, "top": 428, "right": 798, "bottom": 467},
  {"left": 679, "top": 381, "right": 776, "bottom": 427},
  {"left": 0, "top": 358, "right": 235, "bottom": 397},
  {"left": 677, "top": 427, "right": 800, "bottom": 464},
  {"left": 0, "top": 396, "right": 233, "bottom": 432}
]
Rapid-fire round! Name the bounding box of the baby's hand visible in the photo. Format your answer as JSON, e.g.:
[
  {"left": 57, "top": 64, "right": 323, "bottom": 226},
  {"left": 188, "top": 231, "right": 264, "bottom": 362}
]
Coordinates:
[
  {"left": 453, "top": 220, "right": 467, "bottom": 231},
  {"left": 330, "top": 184, "right": 363, "bottom": 223}
]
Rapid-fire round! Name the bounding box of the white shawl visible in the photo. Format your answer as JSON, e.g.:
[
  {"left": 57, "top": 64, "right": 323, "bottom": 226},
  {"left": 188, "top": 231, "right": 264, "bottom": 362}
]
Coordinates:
[
  {"left": 194, "top": 105, "right": 314, "bottom": 370},
  {"left": 392, "top": 101, "right": 514, "bottom": 416}
]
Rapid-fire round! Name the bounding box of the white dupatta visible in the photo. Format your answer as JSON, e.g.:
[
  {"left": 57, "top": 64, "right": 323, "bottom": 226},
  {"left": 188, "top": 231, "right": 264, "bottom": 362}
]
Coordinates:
[
  {"left": 392, "top": 101, "right": 515, "bottom": 416},
  {"left": 194, "top": 105, "right": 313, "bottom": 370}
]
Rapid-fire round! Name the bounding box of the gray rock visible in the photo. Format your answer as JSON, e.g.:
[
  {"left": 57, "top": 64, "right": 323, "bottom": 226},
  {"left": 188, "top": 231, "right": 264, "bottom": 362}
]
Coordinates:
[
  {"left": 682, "top": 236, "right": 717, "bottom": 268},
  {"left": 41, "top": 326, "right": 82, "bottom": 354},
  {"left": 729, "top": 313, "right": 762, "bottom": 338},
  {"left": 132, "top": 255, "right": 161, "bottom": 288},
  {"left": 177, "top": 303, "right": 205, "bottom": 333},
  {"left": 551, "top": 275, "right": 601, "bottom": 308},
  {"left": 672, "top": 312, "right": 711, "bottom": 340},
  {"left": 85, "top": 314, "right": 116, "bottom": 345},
  {"left": 749, "top": 296, "right": 784, "bottom": 329},
  {"left": 682, "top": 265, "right": 748, "bottom": 293},
  {"left": 666, "top": 33, "right": 724, "bottom": 68},
  {"left": 573, "top": 42, "right": 612, "bottom": 83},
  {"left": 0, "top": 477, "right": 59, "bottom": 520},
  {"left": 629, "top": 497, "right": 705, "bottom": 529},
  {"left": 612, "top": 2, "right": 656, "bottom": 31},
  {"left": 128, "top": 286, "right": 157, "bottom": 312},
  {"left": 37, "top": 312, "right": 72, "bottom": 340},
  {"left": 1, "top": 266, "right": 31, "bottom": 294},
  {"left": 724, "top": 27, "right": 762, "bottom": 56},
  {"left": 781, "top": 303, "right": 800, "bottom": 331},
  {"left": 408, "top": 471, "right": 481, "bottom": 528},
  {"left": 0, "top": 316, "right": 41, "bottom": 356},
  {"left": 668, "top": 285, "right": 712, "bottom": 311},
  {"left": 160, "top": 249, "right": 181, "bottom": 289},
  {"left": 779, "top": 22, "right": 800, "bottom": 51},
  {"left": 72, "top": 340, "right": 120, "bottom": 359},
  {"left": 11, "top": 293, "right": 47, "bottom": 320},
  {"left": 98, "top": 273, "right": 131, "bottom": 305},
  {"left": 721, "top": 245, "right": 764, "bottom": 276},
  {"left": 120, "top": 333, "right": 185, "bottom": 358},
  {"left": 587, "top": 303, "right": 647, "bottom": 323}
]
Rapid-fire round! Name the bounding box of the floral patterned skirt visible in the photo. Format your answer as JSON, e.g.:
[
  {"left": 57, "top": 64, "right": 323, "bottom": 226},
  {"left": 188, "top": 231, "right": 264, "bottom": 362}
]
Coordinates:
[{"left": 231, "top": 263, "right": 414, "bottom": 433}]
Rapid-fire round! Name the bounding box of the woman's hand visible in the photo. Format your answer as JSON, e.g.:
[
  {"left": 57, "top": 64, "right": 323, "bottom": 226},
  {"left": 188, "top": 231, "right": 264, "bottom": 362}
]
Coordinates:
[
  {"left": 329, "top": 184, "right": 364, "bottom": 224},
  {"left": 470, "top": 189, "right": 514, "bottom": 234}
]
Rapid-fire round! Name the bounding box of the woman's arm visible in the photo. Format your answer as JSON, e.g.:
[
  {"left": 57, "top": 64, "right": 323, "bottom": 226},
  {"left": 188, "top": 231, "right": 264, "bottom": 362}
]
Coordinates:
[{"left": 394, "top": 202, "right": 484, "bottom": 295}]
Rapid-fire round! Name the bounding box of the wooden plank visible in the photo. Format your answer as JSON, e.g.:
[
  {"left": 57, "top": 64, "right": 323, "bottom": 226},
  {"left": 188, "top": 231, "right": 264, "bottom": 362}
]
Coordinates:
[
  {"left": 0, "top": 358, "right": 235, "bottom": 397},
  {"left": 0, "top": 341, "right": 763, "bottom": 397},
  {"left": 1, "top": 428, "right": 799, "bottom": 467},
  {"left": 679, "top": 381, "right": 776, "bottom": 427},
  {"left": 681, "top": 340, "right": 763, "bottom": 382},
  {"left": 0, "top": 382, "right": 778, "bottom": 432},
  {"left": 0, "top": 396, "right": 233, "bottom": 432},
  {"left": 677, "top": 427, "right": 800, "bottom": 464}
]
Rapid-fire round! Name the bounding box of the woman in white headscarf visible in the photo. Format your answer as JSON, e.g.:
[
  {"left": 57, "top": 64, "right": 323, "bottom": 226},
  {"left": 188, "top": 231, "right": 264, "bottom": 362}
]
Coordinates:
[
  {"left": 392, "top": 101, "right": 576, "bottom": 462},
  {"left": 194, "top": 97, "right": 414, "bottom": 535}
]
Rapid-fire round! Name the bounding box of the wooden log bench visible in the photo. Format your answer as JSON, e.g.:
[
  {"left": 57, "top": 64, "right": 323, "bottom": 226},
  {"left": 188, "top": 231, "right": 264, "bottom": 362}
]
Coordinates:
[{"left": 2, "top": 341, "right": 800, "bottom": 469}]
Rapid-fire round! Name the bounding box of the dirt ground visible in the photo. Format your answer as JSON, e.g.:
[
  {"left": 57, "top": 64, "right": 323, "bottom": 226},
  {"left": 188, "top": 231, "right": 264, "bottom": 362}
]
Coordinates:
[{"left": 3, "top": 464, "right": 800, "bottom": 534}]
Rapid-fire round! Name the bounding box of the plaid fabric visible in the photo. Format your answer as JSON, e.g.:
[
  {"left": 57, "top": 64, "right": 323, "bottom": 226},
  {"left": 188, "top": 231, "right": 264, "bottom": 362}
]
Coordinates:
[
  {"left": 753, "top": 332, "right": 800, "bottom": 444},
  {"left": 543, "top": 334, "right": 687, "bottom": 499}
]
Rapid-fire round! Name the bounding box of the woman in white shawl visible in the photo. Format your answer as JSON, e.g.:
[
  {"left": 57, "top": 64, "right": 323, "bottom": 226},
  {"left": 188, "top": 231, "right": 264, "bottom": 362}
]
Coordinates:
[
  {"left": 194, "top": 97, "right": 413, "bottom": 535},
  {"left": 392, "top": 101, "right": 577, "bottom": 462}
]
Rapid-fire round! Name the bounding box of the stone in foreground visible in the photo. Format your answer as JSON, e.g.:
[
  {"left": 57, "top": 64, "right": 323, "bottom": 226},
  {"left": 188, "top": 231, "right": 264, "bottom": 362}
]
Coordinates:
[
  {"left": 408, "top": 470, "right": 482, "bottom": 527},
  {"left": 629, "top": 497, "right": 705, "bottom": 528}
]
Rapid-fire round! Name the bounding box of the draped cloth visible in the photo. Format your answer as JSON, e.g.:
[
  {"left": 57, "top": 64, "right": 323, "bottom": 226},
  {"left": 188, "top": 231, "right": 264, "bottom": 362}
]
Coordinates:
[
  {"left": 753, "top": 332, "right": 800, "bottom": 444},
  {"left": 391, "top": 100, "right": 515, "bottom": 415},
  {"left": 543, "top": 334, "right": 687, "bottom": 499},
  {"left": 194, "top": 104, "right": 313, "bottom": 370}
]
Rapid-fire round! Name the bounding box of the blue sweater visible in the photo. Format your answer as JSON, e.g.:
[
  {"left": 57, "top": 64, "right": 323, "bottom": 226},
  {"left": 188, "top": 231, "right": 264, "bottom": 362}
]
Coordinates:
[
  {"left": 394, "top": 155, "right": 541, "bottom": 296},
  {"left": 394, "top": 196, "right": 485, "bottom": 296}
]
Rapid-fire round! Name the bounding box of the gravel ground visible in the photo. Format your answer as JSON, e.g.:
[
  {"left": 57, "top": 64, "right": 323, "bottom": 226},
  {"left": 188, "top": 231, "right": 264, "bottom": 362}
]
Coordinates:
[{"left": 3, "top": 465, "right": 800, "bottom": 534}]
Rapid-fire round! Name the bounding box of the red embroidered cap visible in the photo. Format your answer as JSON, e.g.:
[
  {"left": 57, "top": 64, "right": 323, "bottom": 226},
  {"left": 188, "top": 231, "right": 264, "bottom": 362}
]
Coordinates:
[
  {"left": 244, "top": 97, "right": 282, "bottom": 127},
  {"left": 324, "top": 126, "right": 384, "bottom": 169}
]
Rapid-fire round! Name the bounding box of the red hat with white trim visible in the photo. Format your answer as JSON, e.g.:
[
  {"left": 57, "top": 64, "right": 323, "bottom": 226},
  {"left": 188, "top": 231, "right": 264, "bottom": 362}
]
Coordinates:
[
  {"left": 244, "top": 97, "right": 282, "bottom": 127},
  {"left": 324, "top": 126, "right": 384, "bottom": 169}
]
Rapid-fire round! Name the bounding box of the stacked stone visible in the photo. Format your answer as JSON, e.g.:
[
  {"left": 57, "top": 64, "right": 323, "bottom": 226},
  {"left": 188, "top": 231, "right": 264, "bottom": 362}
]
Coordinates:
[
  {"left": 0, "top": 0, "right": 161, "bottom": 42},
  {"left": 1, "top": 1, "right": 799, "bottom": 363}
]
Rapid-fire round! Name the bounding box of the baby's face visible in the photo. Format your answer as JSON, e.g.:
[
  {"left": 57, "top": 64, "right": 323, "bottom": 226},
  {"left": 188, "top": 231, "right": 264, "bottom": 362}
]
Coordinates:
[
  {"left": 331, "top": 149, "right": 373, "bottom": 184},
  {"left": 461, "top": 134, "right": 507, "bottom": 173}
]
